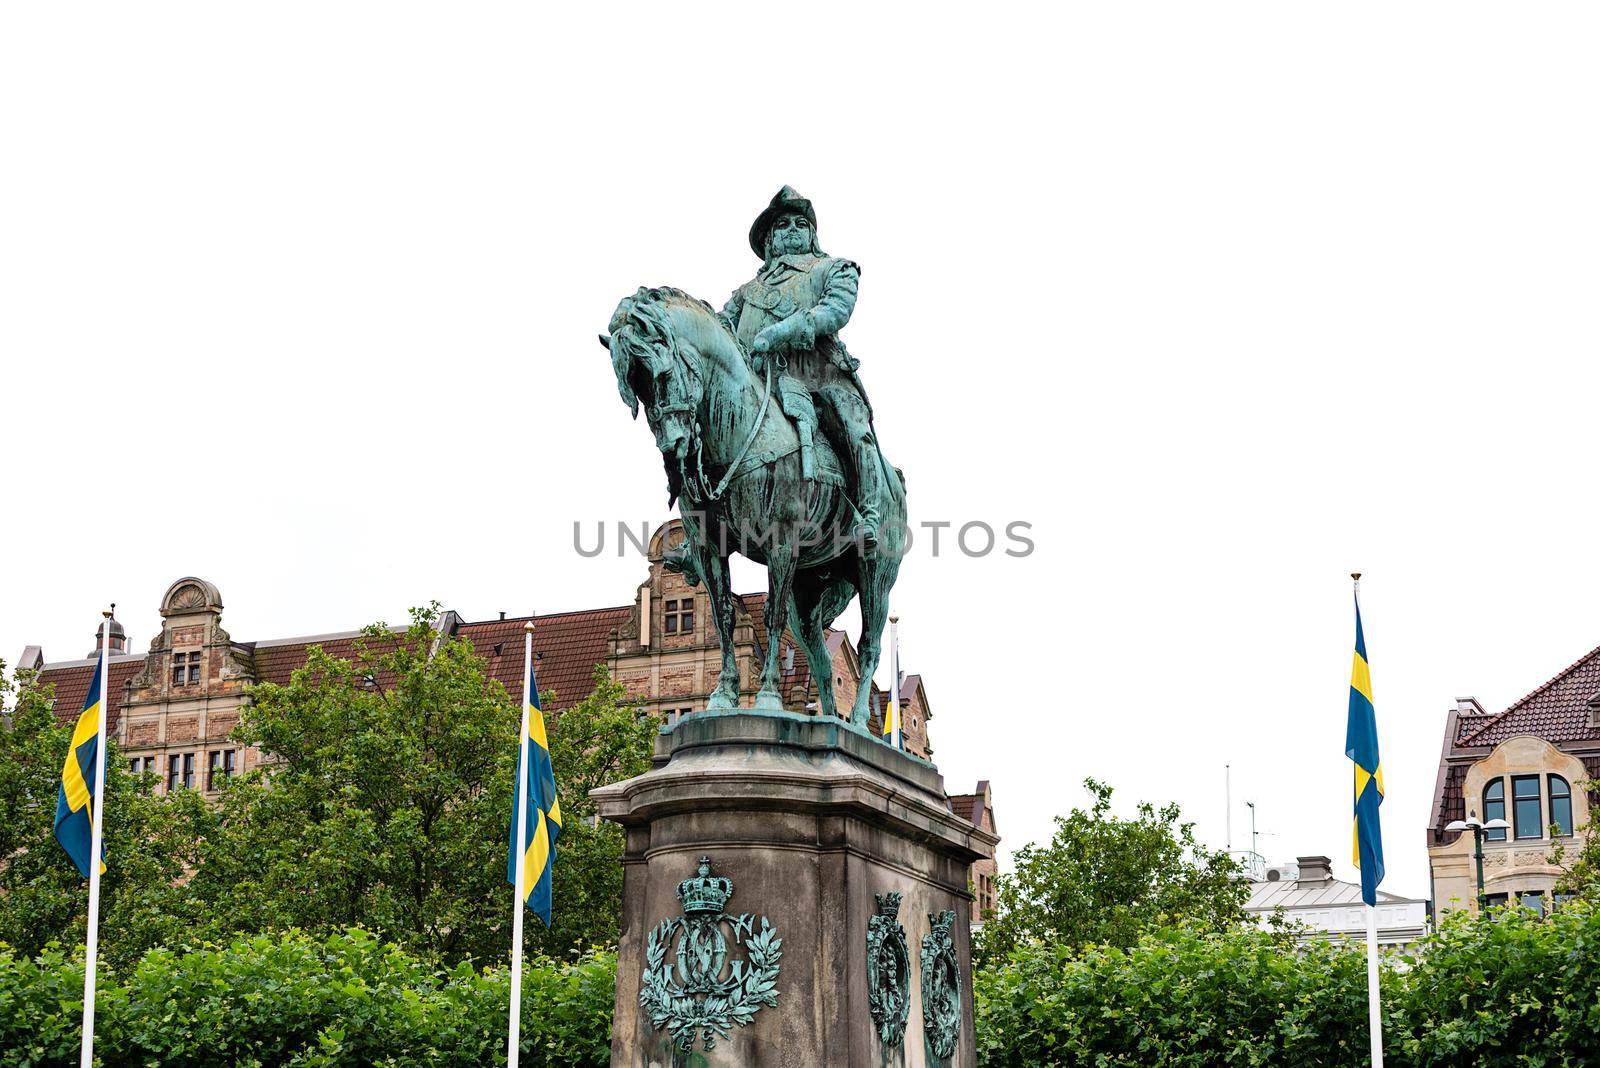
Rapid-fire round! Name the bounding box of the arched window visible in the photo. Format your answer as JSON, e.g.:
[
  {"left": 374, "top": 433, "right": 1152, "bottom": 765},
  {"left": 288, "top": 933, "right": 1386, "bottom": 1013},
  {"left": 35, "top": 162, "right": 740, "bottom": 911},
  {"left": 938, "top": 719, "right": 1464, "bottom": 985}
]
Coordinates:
[
  {"left": 1484, "top": 778, "right": 1506, "bottom": 841},
  {"left": 1549, "top": 775, "right": 1574, "bottom": 838}
]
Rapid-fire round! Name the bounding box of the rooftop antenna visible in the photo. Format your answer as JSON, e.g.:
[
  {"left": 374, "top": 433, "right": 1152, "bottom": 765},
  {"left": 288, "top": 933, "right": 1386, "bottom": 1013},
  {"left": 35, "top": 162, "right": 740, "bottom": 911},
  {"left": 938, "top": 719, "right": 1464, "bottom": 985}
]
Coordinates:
[
  {"left": 1246, "top": 800, "right": 1260, "bottom": 858},
  {"left": 1225, "top": 764, "right": 1232, "bottom": 851}
]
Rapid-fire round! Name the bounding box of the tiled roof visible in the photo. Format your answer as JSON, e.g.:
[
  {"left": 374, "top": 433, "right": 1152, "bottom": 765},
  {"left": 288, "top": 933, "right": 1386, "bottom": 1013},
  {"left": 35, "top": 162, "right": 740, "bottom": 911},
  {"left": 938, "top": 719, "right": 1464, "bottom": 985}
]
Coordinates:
[
  {"left": 252, "top": 633, "right": 388, "bottom": 687},
  {"left": 1430, "top": 764, "right": 1469, "bottom": 846},
  {"left": 1457, "top": 641, "right": 1600, "bottom": 747},
  {"left": 33, "top": 656, "right": 145, "bottom": 732},
  {"left": 949, "top": 782, "right": 991, "bottom": 829},
  {"left": 457, "top": 607, "right": 630, "bottom": 709},
  {"left": 33, "top": 607, "right": 632, "bottom": 730}
]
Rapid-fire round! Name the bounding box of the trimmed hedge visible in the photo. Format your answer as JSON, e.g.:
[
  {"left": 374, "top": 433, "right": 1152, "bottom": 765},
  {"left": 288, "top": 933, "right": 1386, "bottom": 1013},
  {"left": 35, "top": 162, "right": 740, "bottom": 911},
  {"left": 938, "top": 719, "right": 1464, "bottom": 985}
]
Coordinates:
[
  {"left": 7, "top": 905, "right": 1600, "bottom": 1066},
  {"left": 0, "top": 929, "right": 613, "bottom": 1067},
  {"left": 975, "top": 902, "right": 1600, "bottom": 1066}
]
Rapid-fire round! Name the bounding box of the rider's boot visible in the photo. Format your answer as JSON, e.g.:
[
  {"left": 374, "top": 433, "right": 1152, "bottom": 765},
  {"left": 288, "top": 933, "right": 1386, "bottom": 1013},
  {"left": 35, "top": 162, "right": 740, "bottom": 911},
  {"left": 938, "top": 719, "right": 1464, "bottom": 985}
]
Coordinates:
[
  {"left": 797, "top": 421, "right": 817, "bottom": 482},
  {"left": 847, "top": 437, "right": 883, "bottom": 550}
]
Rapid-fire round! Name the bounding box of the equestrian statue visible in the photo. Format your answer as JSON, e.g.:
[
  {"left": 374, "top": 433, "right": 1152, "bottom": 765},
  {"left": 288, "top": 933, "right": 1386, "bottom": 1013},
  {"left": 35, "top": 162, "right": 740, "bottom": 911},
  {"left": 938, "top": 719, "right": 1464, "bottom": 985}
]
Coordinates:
[{"left": 600, "top": 187, "right": 907, "bottom": 731}]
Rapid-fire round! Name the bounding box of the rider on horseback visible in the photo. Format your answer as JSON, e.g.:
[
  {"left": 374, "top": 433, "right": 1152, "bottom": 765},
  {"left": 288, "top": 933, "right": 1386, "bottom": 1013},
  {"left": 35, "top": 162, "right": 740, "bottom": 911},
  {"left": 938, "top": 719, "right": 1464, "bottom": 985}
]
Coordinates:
[{"left": 719, "top": 186, "right": 884, "bottom": 549}]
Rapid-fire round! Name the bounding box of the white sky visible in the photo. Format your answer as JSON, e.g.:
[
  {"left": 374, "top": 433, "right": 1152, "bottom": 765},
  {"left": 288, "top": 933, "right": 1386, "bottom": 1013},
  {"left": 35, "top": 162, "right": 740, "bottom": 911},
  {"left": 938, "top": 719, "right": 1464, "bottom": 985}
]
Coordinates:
[{"left": 4, "top": 4, "right": 1599, "bottom": 901}]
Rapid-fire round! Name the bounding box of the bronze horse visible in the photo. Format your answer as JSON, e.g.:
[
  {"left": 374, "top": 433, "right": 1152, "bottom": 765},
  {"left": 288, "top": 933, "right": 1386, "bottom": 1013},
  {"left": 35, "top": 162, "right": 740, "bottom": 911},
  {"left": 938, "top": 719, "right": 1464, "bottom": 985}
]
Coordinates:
[{"left": 602, "top": 286, "right": 906, "bottom": 729}]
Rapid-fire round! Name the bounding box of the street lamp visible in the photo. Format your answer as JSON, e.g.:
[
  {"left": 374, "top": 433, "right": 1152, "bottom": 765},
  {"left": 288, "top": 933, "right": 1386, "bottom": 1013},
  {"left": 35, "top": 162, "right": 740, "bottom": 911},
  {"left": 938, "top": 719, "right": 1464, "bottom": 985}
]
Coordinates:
[{"left": 1444, "top": 811, "right": 1512, "bottom": 913}]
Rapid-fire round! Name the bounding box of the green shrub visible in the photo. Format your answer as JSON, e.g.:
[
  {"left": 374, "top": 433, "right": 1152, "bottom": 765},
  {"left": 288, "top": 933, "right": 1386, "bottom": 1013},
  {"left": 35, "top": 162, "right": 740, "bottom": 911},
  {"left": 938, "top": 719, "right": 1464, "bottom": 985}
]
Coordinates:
[
  {"left": 0, "top": 929, "right": 613, "bottom": 1067},
  {"left": 976, "top": 903, "right": 1600, "bottom": 1067}
]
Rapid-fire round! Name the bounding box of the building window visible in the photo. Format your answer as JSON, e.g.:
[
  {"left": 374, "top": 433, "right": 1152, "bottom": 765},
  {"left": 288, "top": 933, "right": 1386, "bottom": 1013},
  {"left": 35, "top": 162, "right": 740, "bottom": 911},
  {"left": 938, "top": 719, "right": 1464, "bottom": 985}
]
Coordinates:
[
  {"left": 129, "top": 755, "right": 155, "bottom": 776},
  {"left": 208, "top": 749, "right": 236, "bottom": 790},
  {"left": 1518, "top": 890, "right": 1546, "bottom": 916},
  {"left": 172, "top": 650, "right": 201, "bottom": 686},
  {"left": 1512, "top": 775, "right": 1542, "bottom": 839},
  {"left": 1485, "top": 893, "right": 1508, "bottom": 910},
  {"left": 663, "top": 599, "right": 694, "bottom": 635},
  {"left": 1484, "top": 778, "right": 1507, "bottom": 841},
  {"left": 168, "top": 752, "right": 195, "bottom": 792},
  {"left": 1549, "top": 775, "right": 1573, "bottom": 837}
]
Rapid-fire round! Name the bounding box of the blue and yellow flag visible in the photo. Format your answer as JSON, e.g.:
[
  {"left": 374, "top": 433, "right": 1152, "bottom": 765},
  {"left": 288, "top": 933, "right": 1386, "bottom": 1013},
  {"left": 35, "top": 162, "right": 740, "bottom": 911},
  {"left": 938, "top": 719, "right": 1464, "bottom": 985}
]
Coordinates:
[
  {"left": 1345, "top": 592, "right": 1385, "bottom": 905},
  {"left": 882, "top": 624, "right": 902, "bottom": 749},
  {"left": 54, "top": 652, "right": 108, "bottom": 879},
  {"left": 506, "top": 669, "right": 561, "bottom": 927}
]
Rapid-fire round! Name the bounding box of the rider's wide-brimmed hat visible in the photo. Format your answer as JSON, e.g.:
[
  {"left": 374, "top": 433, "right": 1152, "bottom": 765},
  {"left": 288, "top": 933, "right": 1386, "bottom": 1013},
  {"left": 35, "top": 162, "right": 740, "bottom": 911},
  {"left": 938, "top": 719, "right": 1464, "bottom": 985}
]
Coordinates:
[{"left": 748, "top": 185, "right": 816, "bottom": 258}]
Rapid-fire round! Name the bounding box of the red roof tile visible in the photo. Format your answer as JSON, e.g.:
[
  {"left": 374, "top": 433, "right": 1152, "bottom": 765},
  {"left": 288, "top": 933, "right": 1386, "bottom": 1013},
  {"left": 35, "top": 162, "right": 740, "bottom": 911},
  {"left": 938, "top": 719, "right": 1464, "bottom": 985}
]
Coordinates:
[
  {"left": 35, "top": 657, "right": 144, "bottom": 733},
  {"left": 1457, "top": 641, "right": 1600, "bottom": 747},
  {"left": 457, "top": 606, "right": 630, "bottom": 709}
]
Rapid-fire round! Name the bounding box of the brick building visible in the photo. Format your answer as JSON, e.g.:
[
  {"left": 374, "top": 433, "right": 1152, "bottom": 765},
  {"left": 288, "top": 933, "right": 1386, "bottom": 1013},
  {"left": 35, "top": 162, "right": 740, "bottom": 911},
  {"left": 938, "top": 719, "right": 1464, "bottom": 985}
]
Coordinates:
[
  {"left": 18, "top": 524, "right": 993, "bottom": 875},
  {"left": 1426, "top": 641, "right": 1599, "bottom": 915},
  {"left": 949, "top": 780, "right": 998, "bottom": 925}
]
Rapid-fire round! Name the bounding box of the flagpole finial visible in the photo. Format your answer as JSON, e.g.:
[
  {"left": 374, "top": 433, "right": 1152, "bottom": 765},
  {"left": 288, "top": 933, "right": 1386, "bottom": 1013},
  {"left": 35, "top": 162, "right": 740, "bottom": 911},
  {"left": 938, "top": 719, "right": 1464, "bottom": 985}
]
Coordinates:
[
  {"left": 1350, "top": 572, "right": 1362, "bottom": 583},
  {"left": 524, "top": 619, "right": 536, "bottom": 634},
  {"left": 103, "top": 607, "right": 114, "bottom": 619},
  {"left": 889, "top": 614, "right": 899, "bottom": 624}
]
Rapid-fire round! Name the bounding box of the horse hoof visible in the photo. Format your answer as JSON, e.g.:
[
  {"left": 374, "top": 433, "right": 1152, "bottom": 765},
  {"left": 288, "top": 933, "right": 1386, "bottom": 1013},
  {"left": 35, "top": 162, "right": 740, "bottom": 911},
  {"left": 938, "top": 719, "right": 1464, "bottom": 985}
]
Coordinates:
[
  {"left": 752, "top": 691, "right": 784, "bottom": 713},
  {"left": 705, "top": 690, "right": 739, "bottom": 713}
]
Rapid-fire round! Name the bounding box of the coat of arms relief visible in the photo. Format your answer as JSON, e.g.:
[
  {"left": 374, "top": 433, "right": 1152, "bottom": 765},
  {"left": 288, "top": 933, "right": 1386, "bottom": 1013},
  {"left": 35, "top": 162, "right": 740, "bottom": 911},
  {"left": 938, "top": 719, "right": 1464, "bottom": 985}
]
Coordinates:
[{"left": 638, "top": 856, "right": 782, "bottom": 1052}]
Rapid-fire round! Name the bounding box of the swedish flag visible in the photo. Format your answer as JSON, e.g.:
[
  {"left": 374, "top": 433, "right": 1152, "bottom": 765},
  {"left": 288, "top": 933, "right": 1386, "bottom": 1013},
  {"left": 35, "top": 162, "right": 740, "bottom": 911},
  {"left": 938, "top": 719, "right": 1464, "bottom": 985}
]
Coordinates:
[
  {"left": 882, "top": 620, "right": 903, "bottom": 750},
  {"left": 1345, "top": 591, "right": 1385, "bottom": 905},
  {"left": 54, "top": 651, "right": 108, "bottom": 879},
  {"left": 506, "top": 667, "right": 561, "bottom": 927}
]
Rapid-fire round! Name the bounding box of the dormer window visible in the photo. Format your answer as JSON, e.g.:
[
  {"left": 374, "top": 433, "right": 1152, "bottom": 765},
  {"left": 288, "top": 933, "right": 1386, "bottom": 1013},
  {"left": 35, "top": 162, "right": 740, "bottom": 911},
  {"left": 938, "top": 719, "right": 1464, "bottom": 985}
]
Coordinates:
[
  {"left": 664, "top": 598, "right": 694, "bottom": 635},
  {"left": 172, "top": 650, "right": 201, "bottom": 686}
]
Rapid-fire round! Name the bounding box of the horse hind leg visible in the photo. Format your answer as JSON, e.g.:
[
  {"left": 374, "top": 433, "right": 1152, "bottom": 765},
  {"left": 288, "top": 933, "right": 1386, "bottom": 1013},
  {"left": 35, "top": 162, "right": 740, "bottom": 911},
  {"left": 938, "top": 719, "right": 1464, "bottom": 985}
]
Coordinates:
[
  {"left": 790, "top": 566, "right": 856, "bottom": 724},
  {"left": 850, "top": 550, "right": 900, "bottom": 731}
]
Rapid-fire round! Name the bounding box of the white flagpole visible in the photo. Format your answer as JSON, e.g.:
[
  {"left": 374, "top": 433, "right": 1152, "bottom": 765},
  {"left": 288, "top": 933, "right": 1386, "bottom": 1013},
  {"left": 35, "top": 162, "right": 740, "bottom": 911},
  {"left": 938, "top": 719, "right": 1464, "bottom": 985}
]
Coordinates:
[
  {"left": 1366, "top": 902, "right": 1384, "bottom": 1067},
  {"left": 889, "top": 615, "right": 902, "bottom": 751},
  {"left": 80, "top": 607, "right": 112, "bottom": 1068},
  {"left": 1353, "top": 574, "right": 1383, "bottom": 1067},
  {"left": 507, "top": 619, "right": 534, "bottom": 1068}
]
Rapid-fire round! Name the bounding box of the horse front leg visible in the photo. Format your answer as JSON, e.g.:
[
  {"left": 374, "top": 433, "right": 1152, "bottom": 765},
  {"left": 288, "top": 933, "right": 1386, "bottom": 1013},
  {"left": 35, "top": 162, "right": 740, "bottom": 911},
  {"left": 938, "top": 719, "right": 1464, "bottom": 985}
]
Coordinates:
[
  {"left": 755, "top": 543, "right": 798, "bottom": 712},
  {"left": 698, "top": 538, "right": 741, "bottom": 712}
]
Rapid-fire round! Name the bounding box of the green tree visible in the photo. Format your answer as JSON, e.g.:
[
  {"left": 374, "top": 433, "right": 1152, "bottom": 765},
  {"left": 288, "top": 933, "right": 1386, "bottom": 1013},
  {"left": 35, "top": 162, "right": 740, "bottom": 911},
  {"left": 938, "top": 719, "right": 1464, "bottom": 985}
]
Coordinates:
[
  {"left": 532, "top": 664, "right": 656, "bottom": 959},
  {"left": 182, "top": 610, "right": 654, "bottom": 963},
  {"left": 976, "top": 778, "right": 1246, "bottom": 964},
  {"left": 0, "top": 661, "right": 211, "bottom": 970},
  {"left": 1549, "top": 777, "right": 1599, "bottom": 904}
]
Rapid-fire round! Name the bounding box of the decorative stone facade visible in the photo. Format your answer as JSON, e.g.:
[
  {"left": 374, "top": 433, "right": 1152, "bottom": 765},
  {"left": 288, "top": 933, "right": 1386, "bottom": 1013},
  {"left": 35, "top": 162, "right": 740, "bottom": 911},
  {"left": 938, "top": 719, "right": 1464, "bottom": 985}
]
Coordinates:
[{"left": 1427, "top": 645, "right": 1600, "bottom": 916}]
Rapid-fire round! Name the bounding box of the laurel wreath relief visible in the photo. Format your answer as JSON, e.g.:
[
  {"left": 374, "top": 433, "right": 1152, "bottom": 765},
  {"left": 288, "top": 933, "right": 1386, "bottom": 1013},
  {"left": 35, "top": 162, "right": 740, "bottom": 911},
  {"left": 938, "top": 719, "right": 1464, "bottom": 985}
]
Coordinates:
[{"left": 639, "top": 912, "right": 783, "bottom": 1052}]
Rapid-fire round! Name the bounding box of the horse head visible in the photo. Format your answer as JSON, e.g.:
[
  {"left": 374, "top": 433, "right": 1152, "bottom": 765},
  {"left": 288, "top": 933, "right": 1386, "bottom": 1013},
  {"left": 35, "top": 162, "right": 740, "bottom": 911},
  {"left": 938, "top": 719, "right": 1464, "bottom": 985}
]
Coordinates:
[{"left": 600, "top": 288, "right": 704, "bottom": 465}]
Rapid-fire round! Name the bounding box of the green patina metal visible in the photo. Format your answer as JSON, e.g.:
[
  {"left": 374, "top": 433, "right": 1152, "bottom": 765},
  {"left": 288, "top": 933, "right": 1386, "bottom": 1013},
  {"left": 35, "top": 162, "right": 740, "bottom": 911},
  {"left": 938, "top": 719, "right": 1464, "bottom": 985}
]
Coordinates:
[
  {"left": 601, "top": 188, "right": 907, "bottom": 730},
  {"left": 639, "top": 857, "right": 783, "bottom": 1052},
  {"left": 920, "top": 909, "right": 962, "bottom": 1062},
  {"left": 866, "top": 890, "right": 911, "bottom": 1048}
]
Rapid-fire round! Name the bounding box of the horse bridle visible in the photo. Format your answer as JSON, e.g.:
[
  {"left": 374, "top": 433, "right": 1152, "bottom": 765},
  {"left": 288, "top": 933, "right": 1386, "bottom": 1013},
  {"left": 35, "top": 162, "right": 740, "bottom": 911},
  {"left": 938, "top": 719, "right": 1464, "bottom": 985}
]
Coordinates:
[{"left": 630, "top": 296, "right": 776, "bottom": 504}]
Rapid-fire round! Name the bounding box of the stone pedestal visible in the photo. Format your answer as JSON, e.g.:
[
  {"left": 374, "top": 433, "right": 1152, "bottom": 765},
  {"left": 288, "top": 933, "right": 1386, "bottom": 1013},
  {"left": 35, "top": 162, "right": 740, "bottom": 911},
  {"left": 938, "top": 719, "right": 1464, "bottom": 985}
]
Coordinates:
[{"left": 593, "top": 711, "right": 996, "bottom": 1068}]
